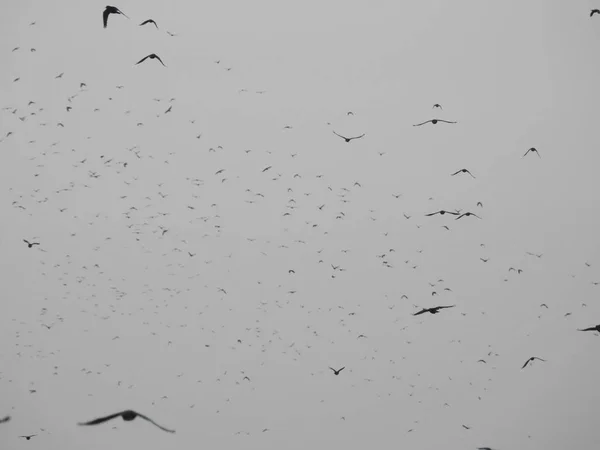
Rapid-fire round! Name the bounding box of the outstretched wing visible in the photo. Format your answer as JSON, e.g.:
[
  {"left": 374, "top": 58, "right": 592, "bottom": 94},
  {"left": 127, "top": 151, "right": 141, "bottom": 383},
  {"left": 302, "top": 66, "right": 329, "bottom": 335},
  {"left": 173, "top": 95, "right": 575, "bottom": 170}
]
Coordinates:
[
  {"left": 338, "top": 367, "right": 345, "bottom": 373},
  {"left": 23, "top": 239, "right": 30, "bottom": 245},
  {"left": 0, "top": 415, "right": 10, "bottom": 423},
  {"left": 155, "top": 55, "right": 167, "bottom": 67},
  {"left": 438, "top": 305, "right": 455, "bottom": 310},
  {"left": 413, "top": 308, "right": 429, "bottom": 316},
  {"left": 135, "top": 55, "right": 150, "bottom": 65},
  {"left": 413, "top": 120, "right": 431, "bottom": 127},
  {"left": 521, "top": 359, "right": 531, "bottom": 369},
  {"left": 103, "top": 9, "right": 109, "bottom": 28},
  {"left": 438, "top": 120, "right": 457, "bottom": 124},
  {"left": 78, "top": 411, "right": 124, "bottom": 426},
  {"left": 332, "top": 131, "right": 347, "bottom": 140},
  {"left": 349, "top": 134, "right": 365, "bottom": 140},
  {"left": 579, "top": 326, "right": 599, "bottom": 332},
  {"left": 138, "top": 413, "right": 176, "bottom": 433},
  {"left": 116, "top": 8, "right": 129, "bottom": 19}
]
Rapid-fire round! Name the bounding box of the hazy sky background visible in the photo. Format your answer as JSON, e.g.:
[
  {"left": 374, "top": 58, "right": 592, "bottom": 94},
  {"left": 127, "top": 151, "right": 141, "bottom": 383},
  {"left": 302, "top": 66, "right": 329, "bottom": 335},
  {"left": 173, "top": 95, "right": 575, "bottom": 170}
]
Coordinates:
[{"left": 2, "top": 1, "right": 600, "bottom": 449}]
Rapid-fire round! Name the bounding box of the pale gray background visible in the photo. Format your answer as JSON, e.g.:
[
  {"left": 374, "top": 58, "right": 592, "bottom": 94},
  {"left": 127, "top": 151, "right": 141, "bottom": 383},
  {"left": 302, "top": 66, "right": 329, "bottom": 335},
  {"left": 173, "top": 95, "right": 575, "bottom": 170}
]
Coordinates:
[{"left": 1, "top": 1, "right": 600, "bottom": 449}]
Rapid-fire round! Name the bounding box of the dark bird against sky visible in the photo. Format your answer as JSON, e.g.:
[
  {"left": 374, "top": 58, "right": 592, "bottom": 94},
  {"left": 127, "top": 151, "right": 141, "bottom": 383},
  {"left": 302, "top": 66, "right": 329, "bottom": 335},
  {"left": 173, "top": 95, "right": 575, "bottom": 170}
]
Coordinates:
[
  {"left": 103, "top": 6, "right": 129, "bottom": 28},
  {"left": 78, "top": 410, "right": 175, "bottom": 433}
]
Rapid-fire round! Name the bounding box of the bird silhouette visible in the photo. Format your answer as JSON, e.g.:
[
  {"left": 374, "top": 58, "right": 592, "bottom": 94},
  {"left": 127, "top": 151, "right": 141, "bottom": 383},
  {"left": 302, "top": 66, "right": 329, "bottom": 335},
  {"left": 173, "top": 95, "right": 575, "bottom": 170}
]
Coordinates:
[
  {"left": 332, "top": 131, "right": 365, "bottom": 142},
  {"left": 456, "top": 212, "right": 482, "bottom": 220},
  {"left": 521, "top": 356, "right": 546, "bottom": 369},
  {"left": 413, "top": 119, "right": 457, "bottom": 126},
  {"left": 523, "top": 147, "right": 541, "bottom": 158},
  {"left": 451, "top": 168, "right": 476, "bottom": 178},
  {"left": 425, "top": 210, "right": 459, "bottom": 217},
  {"left": 0, "top": 415, "right": 10, "bottom": 424},
  {"left": 135, "top": 54, "right": 167, "bottom": 67},
  {"left": 579, "top": 325, "right": 600, "bottom": 333},
  {"left": 103, "top": 6, "right": 129, "bottom": 28},
  {"left": 432, "top": 104, "right": 443, "bottom": 109},
  {"left": 78, "top": 410, "right": 175, "bottom": 433},
  {"left": 19, "top": 434, "right": 37, "bottom": 440},
  {"left": 139, "top": 19, "right": 158, "bottom": 29},
  {"left": 413, "top": 305, "right": 455, "bottom": 316},
  {"left": 23, "top": 239, "right": 40, "bottom": 248},
  {"left": 329, "top": 366, "right": 345, "bottom": 375},
  {"left": 591, "top": 9, "right": 600, "bottom": 17}
]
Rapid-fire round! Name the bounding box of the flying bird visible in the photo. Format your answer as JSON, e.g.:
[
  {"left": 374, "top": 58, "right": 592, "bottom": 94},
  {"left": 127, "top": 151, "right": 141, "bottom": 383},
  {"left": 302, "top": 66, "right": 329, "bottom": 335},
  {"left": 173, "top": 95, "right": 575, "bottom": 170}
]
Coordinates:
[
  {"left": 329, "top": 366, "right": 345, "bottom": 375},
  {"left": 413, "top": 305, "right": 455, "bottom": 316},
  {"left": 413, "top": 119, "right": 457, "bottom": 126},
  {"left": 19, "top": 434, "right": 37, "bottom": 440},
  {"left": 0, "top": 416, "right": 10, "bottom": 424},
  {"left": 103, "top": 6, "right": 129, "bottom": 28},
  {"left": 523, "top": 147, "right": 541, "bottom": 158},
  {"left": 139, "top": 19, "right": 159, "bottom": 29},
  {"left": 456, "top": 212, "right": 482, "bottom": 220},
  {"left": 521, "top": 357, "right": 546, "bottom": 369},
  {"left": 78, "top": 410, "right": 175, "bottom": 433},
  {"left": 135, "top": 54, "right": 167, "bottom": 67},
  {"left": 578, "top": 325, "right": 600, "bottom": 333},
  {"left": 23, "top": 239, "right": 40, "bottom": 248},
  {"left": 432, "top": 104, "right": 443, "bottom": 109},
  {"left": 591, "top": 9, "right": 600, "bottom": 17},
  {"left": 425, "top": 210, "right": 459, "bottom": 217},
  {"left": 332, "top": 131, "right": 365, "bottom": 142},
  {"left": 451, "top": 168, "right": 475, "bottom": 178}
]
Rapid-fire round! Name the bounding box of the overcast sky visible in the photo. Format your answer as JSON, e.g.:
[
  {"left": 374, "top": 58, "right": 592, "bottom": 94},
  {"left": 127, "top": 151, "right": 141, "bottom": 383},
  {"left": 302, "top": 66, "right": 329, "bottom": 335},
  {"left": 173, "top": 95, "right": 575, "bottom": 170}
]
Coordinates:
[{"left": 2, "top": 1, "right": 600, "bottom": 449}]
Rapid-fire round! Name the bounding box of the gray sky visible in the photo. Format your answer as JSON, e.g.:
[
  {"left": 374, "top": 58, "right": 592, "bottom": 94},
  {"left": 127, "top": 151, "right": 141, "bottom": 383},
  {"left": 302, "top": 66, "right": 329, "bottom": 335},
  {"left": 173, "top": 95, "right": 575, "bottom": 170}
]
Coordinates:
[{"left": 2, "top": 1, "right": 600, "bottom": 449}]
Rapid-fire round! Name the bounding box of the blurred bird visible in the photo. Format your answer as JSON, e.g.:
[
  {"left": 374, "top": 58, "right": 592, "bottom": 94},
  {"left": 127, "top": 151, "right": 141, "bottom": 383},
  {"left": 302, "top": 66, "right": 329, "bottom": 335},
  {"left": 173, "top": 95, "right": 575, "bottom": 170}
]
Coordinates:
[
  {"left": 579, "top": 325, "right": 600, "bottom": 333},
  {"left": 413, "top": 305, "right": 455, "bottom": 316},
  {"left": 523, "top": 147, "right": 541, "bottom": 158},
  {"left": 332, "top": 131, "right": 365, "bottom": 142},
  {"left": 451, "top": 168, "right": 475, "bottom": 178},
  {"left": 0, "top": 416, "right": 10, "bottom": 424},
  {"left": 521, "top": 356, "right": 546, "bottom": 369},
  {"left": 591, "top": 9, "right": 600, "bottom": 17},
  {"left": 139, "top": 19, "right": 158, "bottom": 29},
  {"left": 413, "top": 119, "right": 457, "bottom": 126},
  {"left": 103, "top": 6, "right": 129, "bottom": 28},
  {"left": 78, "top": 410, "right": 175, "bottom": 433},
  {"left": 329, "top": 367, "right": 345, "bottom": 375},
  {"left": 23, "top": 239, "right": 40, "bottom": 248},
  {"left": 135, "top": 54, "right": 167, "bottom": 67}
]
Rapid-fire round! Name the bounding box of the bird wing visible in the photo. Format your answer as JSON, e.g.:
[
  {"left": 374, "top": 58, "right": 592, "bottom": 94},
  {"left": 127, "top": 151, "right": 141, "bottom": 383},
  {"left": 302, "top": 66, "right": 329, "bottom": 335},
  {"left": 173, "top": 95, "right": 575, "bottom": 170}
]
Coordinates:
[
  {"left": 521, "top": 359, "right": 531, "bottom": 369},
  {"left": 332, "top": 131, "right": 347, "bottom": 139},
  {"left": 413, "top": 120, "right": 431, "bottom": 127},
  {"left": 116, "top": 8, "right": 129, "bottom": 19},
  {"left": 451, "top": 170, "right": 461, "bottom": 176},
  {"left": 328, "top": 367, "right": 336, "bottom": 372},
  {"left": 425, "top": 212, "right": 439, "bottom": 216},
  {"left": 413, "top": 308, "right": 428, "bottom": 316},
  {"left": 438, "top": 120, "right": 457, "bottom": 124},
  {"left": 78, "top": 411, "right": 125, "bottom": 426},
  {"left": 135, "top": 55, "right": 150, "bottom": 65},
  {"left": 338, "top": 367, "right": 345, "bottom": 373},
  {"left": 103, "top": 9, "right": 109, "bottom": 28},
  {"left": 349, "top": 134, "right": 365, "bottom": 140},
  {"left": 0, "top": 416, "right": 10, "bottom": 423},
  {"left": 155, "top": 55, "right": 167, "bottom": 67},
  {"left": 439, "top": 305, "right": 455, "bottom": 310},
  {"left": 137, "top": 413, "right": 176, "bottom": 433},
  {"left": 23, "top": 239, "right": 30, "bottom": 245},
  {"left": 455, "top": 214, "right": 466, "bottom": 220}
]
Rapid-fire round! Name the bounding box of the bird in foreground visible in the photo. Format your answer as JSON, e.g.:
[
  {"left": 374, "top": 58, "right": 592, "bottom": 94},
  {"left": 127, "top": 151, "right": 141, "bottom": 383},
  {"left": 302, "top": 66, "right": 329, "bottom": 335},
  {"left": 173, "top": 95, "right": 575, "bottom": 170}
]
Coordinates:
[
  {"left": 0, "top": 415, "right": 10, "bottom": 424},
  {"left": 523, "top": 147, "right": 541, "bottom": 158},
  {"left": 579, "top": 324, "right": 600, "bottom": 333},
  {"left": 139, "top": 19, "right": 158, "bottom": 29},
  {"left": 456, "top": 212, "right": 482, "bottom": 220},
  {"left": 78, "top": 410, "right": 175, "bottom": 433},
  {"left": 425, "top": 210, "right": 459, "bottom": 217},
  {"left": 332, "top": 131, "right": 365, "bottom": 142},
  {"left": 23, "top": 239, "right": 40, "bottom": 248},
  {"left": 432, "top": 103, "right": 443, "bottom": 109},
  {"left": 591, "top": 9, "right": 600, "bottom": 17},
  {"left": 19, "top": 434, "right": 37, "bottom": 440},
  {"left": 329, "top": 367, "right": 345, "bottom": 375},
  {"left": 521, "top": 356, "right": 546, "bottom": 369},
  {"left": 135, "top": 54, "right": 167, "bottom": 67},
  {"left": 413, "top": 119, "right": 457, "bottom": 126},
  {"left": 451, "top": 168, "right": 476, "bottom": 178},
  {"left": 413, "top": 305, "right": 455, "bottom": 316},
  {"left": 103, "top": 6, "right": 129, "bottom": 28}
]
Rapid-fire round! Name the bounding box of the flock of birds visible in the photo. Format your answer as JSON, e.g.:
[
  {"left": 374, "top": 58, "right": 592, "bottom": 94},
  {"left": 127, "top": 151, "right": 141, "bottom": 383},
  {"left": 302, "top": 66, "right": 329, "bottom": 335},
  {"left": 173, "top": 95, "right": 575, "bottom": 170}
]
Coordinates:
[{"left": 2, "top": 4, "right": 600, "bottom": 450}]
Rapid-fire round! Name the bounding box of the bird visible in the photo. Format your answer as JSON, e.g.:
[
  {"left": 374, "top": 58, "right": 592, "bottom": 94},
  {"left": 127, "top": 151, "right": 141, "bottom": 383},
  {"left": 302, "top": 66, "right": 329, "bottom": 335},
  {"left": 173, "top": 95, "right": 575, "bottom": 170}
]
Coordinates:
[
  {"left": 0, "top": 416, "right": 10, "bottom": 424},
  {"left": 456, "top": 212, "right": 482, "bottom": 220},
  {"left": 19, "top": 434, "right": 37, "bottom": 440},
  {"left": 432, "top": 104, "right": 443, "bottom": 109},
  {"left": 135, "top": 54, "right": 167, "bottom": 67},
  {"left": 23, "top": 239, "right": 40, "bottom": 248},
  {"left": 413, "top": 305, "right": 455, "bottom": 316},
  {"left": 78, "top": 410, "right": 175, "bottom": 433},
  {"left": 521, "top": 356, "right": 546, "bottom": 369},
  {"left": 413, "top": 119, "right": 457, "bottom": 126},
  {"left": 329, "top": 366, "right": 345, "bottom": 375},
  {"left": 578, "top": 324, "right": 600, "bottom": 333},
  {"left": 425, "top": 210, "right": 459, "bottom": 217},
  {"left": 103, "top": 6, "right": 129, "bottom": 28},
  {"left": 332, "top": 131, "right": 365, "bottom": 142},
  {"left": 591, "top": 9, "right": 600, "bottom": 17},
  {"left": 523, "top": 147, "right": 541, "bottom": 158},
  {"left": 139, "top": 19, "right": 158, "bottom": 29},
  {"left": 451, "top": 168, "right": 476, "bottom": 178}
]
